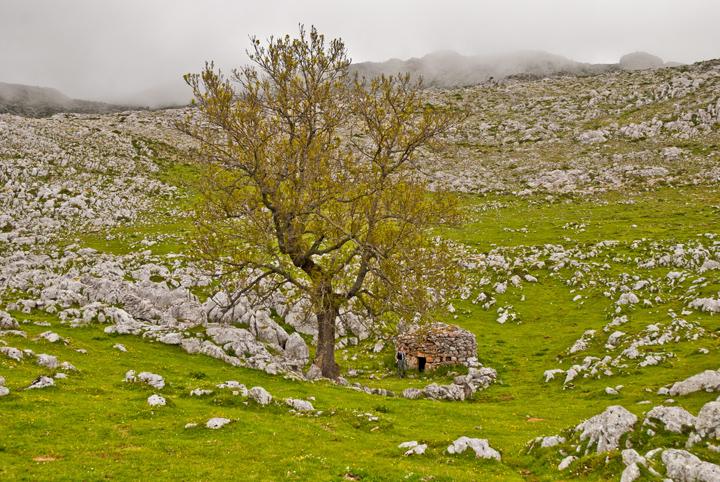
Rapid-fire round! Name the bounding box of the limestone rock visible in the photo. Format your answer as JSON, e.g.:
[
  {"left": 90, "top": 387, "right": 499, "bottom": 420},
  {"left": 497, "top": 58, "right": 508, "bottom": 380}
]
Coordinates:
[
  {"left": 558, "top": 455, "right": 576, "bottom": 470},
  {"left": 36, "top": 353, "right": 58, "bottom": 369},
  {"left": 662, "top": 449, "right": 720, "bottom": 482},
  {"left": 1, "top": 346, "right": 24, "bottom": 361},
  {"left": 147, "top": 394, "right": 166, "bottom": 407},
  {"left": 249, "top": 386, "right": 272, "bottom": 405},
  {"left": 644, "top": 405, "right": 696, "bottom": 433},
  {"left": 39, "top": 331, "right": 62, "bottom": 343},
  {"left": 285, "top": 398, "right": 314, "bottom": 411},
  {"left": 668, "top": 370, "right": 720, "bottom": 396},
  {"left": 284, "top": 332, "right": 309, "bottom": 362},
  {"left": 447, "top": 437, "right": 501, "bottom": 460},
  {"left": 695, "top": 401, "right": 720, "bottom": 439},
  {"left": 27, "top": 376, "right": 55, "bottom": 390},
  {"left": 575, "top": 405, "right": 637, "bottom": 453},
  {"left": 125, "top": 370, "right": 165, "bottom": 389},
  {"left": 0, "top": 310, "right": 18, "bottom": 329},
  {"left": 206, "top": 417, "right": 231, "bottom": 429}
]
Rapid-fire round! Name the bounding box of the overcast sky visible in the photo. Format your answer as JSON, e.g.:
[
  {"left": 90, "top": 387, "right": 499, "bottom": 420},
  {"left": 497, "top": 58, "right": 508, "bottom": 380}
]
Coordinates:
[{"left": 1, "top": 0, "right": 719, "bottom": 103}]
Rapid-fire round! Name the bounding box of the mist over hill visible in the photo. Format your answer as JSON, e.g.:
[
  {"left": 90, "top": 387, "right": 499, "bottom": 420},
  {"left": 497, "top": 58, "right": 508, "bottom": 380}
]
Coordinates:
[
  {"left": 350, "top": 50, "right": 680, "bottom": 87},
  {"left": 1, "top": 51, "right": 681, "bottom": 117},
  {"left": 0, "top": 81, "right": 135, "bottom": 118}
]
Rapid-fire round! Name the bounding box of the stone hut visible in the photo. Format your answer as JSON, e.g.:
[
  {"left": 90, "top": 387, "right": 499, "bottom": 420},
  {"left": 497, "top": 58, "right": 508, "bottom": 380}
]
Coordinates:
[{"left": 395, "top": 322, "right": 477, "bottom": 372}]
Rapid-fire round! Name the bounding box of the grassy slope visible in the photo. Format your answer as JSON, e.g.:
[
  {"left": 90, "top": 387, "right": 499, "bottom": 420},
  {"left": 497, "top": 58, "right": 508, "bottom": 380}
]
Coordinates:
[{"left": 3, "top": 182, "right": 720, "bottom": 480}]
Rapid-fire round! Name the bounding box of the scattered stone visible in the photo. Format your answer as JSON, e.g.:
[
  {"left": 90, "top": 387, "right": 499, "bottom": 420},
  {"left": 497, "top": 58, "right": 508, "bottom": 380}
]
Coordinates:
[
  {"left": 575, "top": 405, "right": 637, "bottom": 454},
  {"left": 447, "top": 437, "right": 501, "bottom": 460},
  {"left": 285, "top": 398, "right": 314, "bottom": 412},
  {"left": 147, "top": 394, "right": 166, "bottom": 407},
  {"left": 249, "top": 386, "right": 272, "bottom": 405},
  {"left": 558, "top": 455, "right": 577, "bottom": 470},
  {"left": 125, "top": 370, "right": 165, "bottom": 389},
  {"left": 206, "top": 417, "right": 231, "bottom": 429},
  {"left": 190, "top": 388, "right": 213, "bottom": 397},
  {"left": 398, "top": 440, "right": 428, "bottom": 456},
  {"left": 27, "top": 376, "right": 55, "bottom": 390},
  {"left": 36, "top": 353, "right": 58, "bottom": 369},
  {"left": 113, "top": 343, "right": 127, "bottom": 352},
  {"left": 0, "top": 347, "right": 24, "bottom": 361},
  {"left": 39, "top": 331, "right": 62, "bottom": 343}
]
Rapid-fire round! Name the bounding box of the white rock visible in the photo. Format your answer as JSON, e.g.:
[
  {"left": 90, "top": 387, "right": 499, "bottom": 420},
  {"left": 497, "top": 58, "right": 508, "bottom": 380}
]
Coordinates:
[
  {"left": 540, "top": 435, "right": 565, "bottom": 448},
  {"left": 0, "top": 386, "right": 9, "bottom": 397},
  {"left": 113, "top": 343, "right": 127, "bottom": 352},
  {"left": 39, "top": 331, "right": 62, "bottom": 343},
  {"left": 575, "top": 405, "right": 637, "bottom": 453},
  {"left": 147, "top": 394, "right": 166, "bottom": 406},
  {"left": 206, "top": 417, "right": 231, "bottom": 429},
  {"left": 285, "top": 398, "right": 314, "bottom": 411},
  {"left": 125, "top": 370, "right": 165, "bottom": 389},
  {"left": 398, "top": 441, "right": 419, "bottom": 449},
  {"left": 668, "top": 370, "right": 720, "bottom": 396},
  {"left": 158, "top": 332, "right": 183, "bottom": 345},
  {"left": 190, "top": 388, "right": 213, "bottom": 397},
  {"left": 695, "top": 401, "right": 720, "bottom": 439},
  {"left": 447, "top": 437, "right": 501, "bottom": 460},
  {"left": 0, "top": 310, "right": 18, "bottom": 329},
  {"left": 558, "top": 455, "right": 577, "bottom": 470},
  {"left": 36, "top": 353, "right": 58, "bottom": 369},
  {"left": 644, "top": 406, "right": 696, "bottom": 433},
  {"left": 284, "top": 332, "right": 309, "bottom": 361},
  {"left": 27, "top": 376, "right": 55, "bottom": 390},
  {"left": 622, "top": 448, "right": 646, "bottom": 466},
  {"left": 544, "top": 369, "right": 564, "bottom": 382},
  {"left": 249, "top": 386, "right": 273, "bottom": 405},
  {"left": 404, "top": 443, "right": 427, "bottom": 456},
  {"left": 138, "top": 372, "right": 165, "bottom": 389},
  {"left": 662, "top": 449, "right": 720, "bottom": 482},
  {"left": 620, "top": 463, "right": 641, "bottom": 482}
]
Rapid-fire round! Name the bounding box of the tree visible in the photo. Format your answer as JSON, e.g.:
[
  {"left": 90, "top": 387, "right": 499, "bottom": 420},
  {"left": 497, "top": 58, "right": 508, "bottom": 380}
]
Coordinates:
[{"left": 179, "top": 26, "right": 462, "bottom": 378}]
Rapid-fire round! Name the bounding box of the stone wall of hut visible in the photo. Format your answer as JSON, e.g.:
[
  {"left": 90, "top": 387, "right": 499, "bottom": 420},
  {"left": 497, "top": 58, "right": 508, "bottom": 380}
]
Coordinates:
[{"left": 395, "top": 322, "right": 477, "bottom": 371}]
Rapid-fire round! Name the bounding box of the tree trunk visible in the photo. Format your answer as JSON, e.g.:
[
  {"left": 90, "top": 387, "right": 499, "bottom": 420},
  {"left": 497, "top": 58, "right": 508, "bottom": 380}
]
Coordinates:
[{"left": 313, "top": 304, "right": 340, "bottom": 379}]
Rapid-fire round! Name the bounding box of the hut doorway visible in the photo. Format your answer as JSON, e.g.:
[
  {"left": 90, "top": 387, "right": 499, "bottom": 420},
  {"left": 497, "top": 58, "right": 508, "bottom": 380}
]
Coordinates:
[{"left": 418, "top": 356, "right": 427, "bottom": 372}]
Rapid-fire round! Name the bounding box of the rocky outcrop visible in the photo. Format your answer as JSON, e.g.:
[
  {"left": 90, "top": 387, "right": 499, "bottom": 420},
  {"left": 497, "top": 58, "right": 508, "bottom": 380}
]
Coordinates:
[{"left": 575, "top": 405, "right": 637, "bottom": 454}]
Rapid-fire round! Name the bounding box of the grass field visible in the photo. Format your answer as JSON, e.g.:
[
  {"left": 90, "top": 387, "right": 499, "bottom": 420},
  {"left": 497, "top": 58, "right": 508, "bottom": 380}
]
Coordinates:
[{"left": 3, "top": 181, "right": 719, "bottom": 480}]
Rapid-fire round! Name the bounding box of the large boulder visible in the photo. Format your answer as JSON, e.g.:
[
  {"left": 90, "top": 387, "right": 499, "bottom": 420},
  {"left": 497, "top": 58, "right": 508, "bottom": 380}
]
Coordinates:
[
  {"left": 668, "top": 370, "right": 720, "bottom": 396},
  {"left": 695, "top": 401, "right": 720, "bottom": 439},
  {"left": 249, "top": 386, "right": 272, "bottom": 405},
  {"left": 644, "top": 406, "right": 696, "bottom": 433},
  {"left": 0, "top": 310, "right": 18, "bottom": 329},
  {"left": 284, "top": 332, "right": 309, "bottom": 362},
  {"left": 575, "top": 405, "right": 637, "bottom": 454},
  {"left": 662, "top": 449, "right": 720, "bottom": 481}
]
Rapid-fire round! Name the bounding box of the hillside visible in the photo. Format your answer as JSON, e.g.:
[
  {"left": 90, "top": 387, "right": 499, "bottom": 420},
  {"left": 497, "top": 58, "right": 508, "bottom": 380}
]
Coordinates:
[
  {"left": 0, "top": 82, "right": 132, "bottom": 117},
  {"left": 1, "top": 59, "right": 720, "bottom": 480}
]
